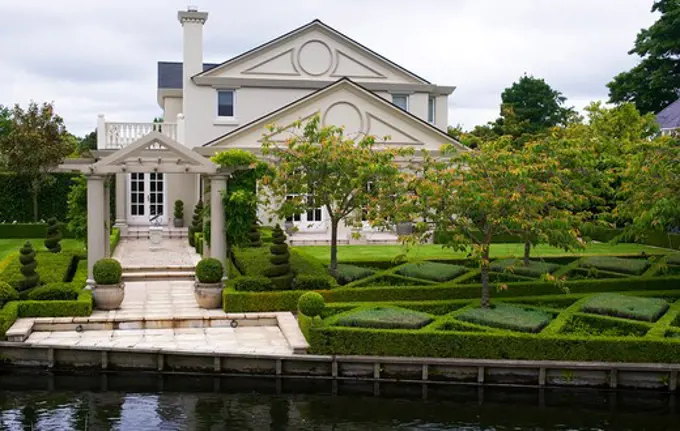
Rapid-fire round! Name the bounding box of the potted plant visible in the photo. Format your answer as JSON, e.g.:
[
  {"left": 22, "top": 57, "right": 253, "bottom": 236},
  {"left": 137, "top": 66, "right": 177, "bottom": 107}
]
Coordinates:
[
  {"left": 92, "top": 258, "right": 125, "bottom": 310},
  {"left": 194, "top": 257, "right": 224, "bottom": 309},
  {"left": 174, "top": 199, "right": 184, "bottom": 228}
]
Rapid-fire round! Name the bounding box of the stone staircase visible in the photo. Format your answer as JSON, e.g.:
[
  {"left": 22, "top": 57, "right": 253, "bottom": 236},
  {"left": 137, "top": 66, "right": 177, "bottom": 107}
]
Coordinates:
[
  {"left": 123, "top": 226, "right": 189, "bottom": 240},
  {"left": 121, "top": 265, "right": 195, "bottom": 282}
]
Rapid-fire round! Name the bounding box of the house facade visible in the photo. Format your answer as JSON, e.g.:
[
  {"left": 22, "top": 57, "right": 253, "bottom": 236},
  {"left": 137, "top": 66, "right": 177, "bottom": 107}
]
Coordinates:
[
  {"left": 657, "top": 98, "right": 680, "bottom": 135},
  {"left": 63, "top": 7, "right": 461, "bottom": 284}
]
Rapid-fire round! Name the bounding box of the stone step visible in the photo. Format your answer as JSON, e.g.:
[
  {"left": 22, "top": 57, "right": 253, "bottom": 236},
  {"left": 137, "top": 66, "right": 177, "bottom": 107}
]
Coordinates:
[
  {"left": 123, "top": 265, "right": 196, "bottom": 273},
  {"left": 122, "top": 271, "right": 195, "bottom": 282}
]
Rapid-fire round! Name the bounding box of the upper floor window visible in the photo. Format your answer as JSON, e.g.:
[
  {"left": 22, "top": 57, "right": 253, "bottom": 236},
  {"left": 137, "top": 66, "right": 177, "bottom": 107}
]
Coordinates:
[
  {"left": 428, "top": 96, "right": 436, "bottom": 123},
  {"left": 217, "top": 90, "right": 235, "bottom": 117},
  {"left": 392, "top": 94, "right": 409, "bottom": 111}
]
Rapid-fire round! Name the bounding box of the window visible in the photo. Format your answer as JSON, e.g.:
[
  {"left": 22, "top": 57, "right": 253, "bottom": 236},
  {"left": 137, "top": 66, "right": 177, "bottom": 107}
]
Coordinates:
[
  {"left": 428, "top": 96, "right": 436, "bottom": 123},
  {"left": 217, "top": 90, "right": 234, "bottom": 117},
  {"left": 392, "top": 94, "right": 409, "bottom": 111}
]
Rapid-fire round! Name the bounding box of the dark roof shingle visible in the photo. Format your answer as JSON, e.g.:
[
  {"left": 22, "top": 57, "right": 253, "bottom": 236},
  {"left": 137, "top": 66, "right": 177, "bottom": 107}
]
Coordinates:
[
  {"left": 657, "top": 98, "right": 680, "bottom": 129},
  {"left": 157, "top": 62, "right": 218, "bottom": 89}
]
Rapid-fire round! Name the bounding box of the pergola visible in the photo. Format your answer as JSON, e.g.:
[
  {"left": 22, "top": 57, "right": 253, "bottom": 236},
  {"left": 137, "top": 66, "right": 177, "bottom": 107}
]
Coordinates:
[{"left": 59, "top": 131, "right": 230, "bottom": 287}]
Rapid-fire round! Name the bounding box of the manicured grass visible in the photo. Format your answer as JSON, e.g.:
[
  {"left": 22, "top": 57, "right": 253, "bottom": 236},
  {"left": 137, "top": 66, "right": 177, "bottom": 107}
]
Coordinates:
[
  {"left": 396, "top": 261, "right": 468, "bottom": 282},
  {"left": 232, "top": 246, "right": 327, "bottom": 277},
  {"left": 1, "top": 250, "right": 81, "bottom": 290},
  {"left": 490, "top": 258, "right": 560, "bottom": 277},
  {"left": 457, "top": 304, "right": 553, "bottom": 333},
  {"left": 335, "top": 306, "right": 434, "bottom": 330},
  {"left": 581, "top": 293, "right": 669, "bottom": 322},
  {"left": 298, "top": 243, "right": 666, "bottom": 263},
  {"left": 580, "top": 256, "right": 650, "bottom": 275},
  {"left": 0, "top": 239, "right": 83, "bottom": 261}
]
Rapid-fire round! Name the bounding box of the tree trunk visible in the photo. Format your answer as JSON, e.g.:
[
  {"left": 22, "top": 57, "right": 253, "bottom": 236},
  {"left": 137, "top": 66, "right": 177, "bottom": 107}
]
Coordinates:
[
  {"left": 481, "top": 244, "right": 491, "bottom": 309},
  {"left": 523, "top": 240, "right": 531, "bottom": 265},
  {"left": 330, "top": 218, "right": 339, "bottom": 275},
  {"left": 32, "top": 181, "right": 39, "bottom": 222}
]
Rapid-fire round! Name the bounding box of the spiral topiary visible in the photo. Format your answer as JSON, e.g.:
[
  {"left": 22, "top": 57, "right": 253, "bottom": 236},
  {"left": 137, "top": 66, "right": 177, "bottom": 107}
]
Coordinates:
[
  {"left": 248, "top": 220, "right": 263, "bottom": 248},
  {"left": 298, "top": 291, "right": 325, "bottom": 319},
  {"left": 19, "top": 241, "right": 39, "bottom": 291},
  {"left": 189, "top": 200, "right": 204, "bottom": 247},
  {"left": 44, "top": 217, "right": 63, "bottom": 253},
  {"left": 264, "top": 224, "right": 293, "bottom": 289},
  {"left": 93, "top": 258, "right": 122, "bottom": 285},
  {"left": 196, "top": 258, "right": 224, "bottom": 284}
]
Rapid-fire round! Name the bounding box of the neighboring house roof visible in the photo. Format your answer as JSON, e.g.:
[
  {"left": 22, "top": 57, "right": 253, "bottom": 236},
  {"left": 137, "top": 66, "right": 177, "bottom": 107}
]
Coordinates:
[
  {"left": 657, "top": 98, "right": 680, "bottom": 130},
  {"left": 201, "top": 77, "right": 463, "bottom": 151},
  {"left": 194, "top": 19, "right": 431, "bottom": 85},
  {"left": 157, "top": 62, "right": 218, "bottom": 89}
]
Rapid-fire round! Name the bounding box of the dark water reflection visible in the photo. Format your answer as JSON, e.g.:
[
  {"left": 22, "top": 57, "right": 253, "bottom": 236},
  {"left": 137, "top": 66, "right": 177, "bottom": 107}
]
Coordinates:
[{"left": 0, "top": 371, "right": 678, "bottom": 430}]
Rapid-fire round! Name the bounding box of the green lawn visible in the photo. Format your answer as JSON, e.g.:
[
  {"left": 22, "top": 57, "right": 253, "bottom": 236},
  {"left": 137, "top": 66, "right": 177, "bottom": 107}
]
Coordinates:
[
  {"left": 297, "top": 242, "right": 668, "bottom": 263},
  {"left": 0, "top": 239, "right": 84, "bottom": 261}
]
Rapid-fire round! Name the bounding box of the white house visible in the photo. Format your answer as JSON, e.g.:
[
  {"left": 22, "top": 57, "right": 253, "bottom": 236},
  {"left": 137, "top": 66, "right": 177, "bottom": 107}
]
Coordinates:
[{"left": 60, "top": 7, "right": 461, "bottom": 285}]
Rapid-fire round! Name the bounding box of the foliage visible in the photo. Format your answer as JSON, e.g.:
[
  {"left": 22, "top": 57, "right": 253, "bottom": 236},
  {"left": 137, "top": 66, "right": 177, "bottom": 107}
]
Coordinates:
[
  {"left": 18, "top": 241, "right": 39, "bottom": 291},
  {"left": 580, "top": 256, "right": 649, "bottom": 275},
  {"left": 298, "top": 291, "right": 325, "bottom": 318},
  {"left": 248, "top": 220, "right": 262, "bottom": 247},
  {"left": 396, "top": 262, "right": 468, "bottom": 282},
  {"left": 196, "top": 258, "right": 224, "bottom": 284},
  {"left": 194, "top": 233, "right": 204, "bottom": 255},
  {"left": 293, "top": 274, "right": 336, "bottom": 291},
  {"left": 607, "top": 0, "right": 680, "bottom": 114},
  {"left": 110, "top": 227, "right": 121, "bottom": 253},
  {"left": 26, "top": 283, "right": 80, "bottom": 301},
  {"left": 232, "top": 246, "right": 327, "bottom": 279},
  {"left": 92, "top": 258, "right": 122, "bottom": 285},
  {"left": 490, "top": 259, "right": 560, "bottom": 277},
  {"left": 0, "top": 173, "right": 80, "bottom": 223},
  {"left": 77, "top": 130, "right": 97, "bottom": 155},
  {"left": 261, "top": 114, "right": 410, "bottom": 274},
  {"left": 227, "top": 276, "right": 273, "bottom": 292},
  {"left": 210, "top": 148, "right": 259, "bottom": 169},
  {"left": 173, "top": 200, "right": 184, "bottom": 220},
  {"left": 335, "top": 306, "right": 434, "bottom": 330},
  {"left": 0, "top": 282, "right": 18, "bottom": 308},
  {"left": 2, "top": 251, "right": 80, "bottom": 290},
  {"left": 0, "top": 223, "right": 72, "bottom": 239},
  {"left": 559, "top": 315, "right": 650, "bottom": 337},
  {"left": 44, "top": 217, "right": 63, "bottom": 253},
  {"left": 264, "top": 225, "right": 293, "bottom": 288},
  {"left": 333, "top": 264, "right": 376, "bottom": 286},
  {"left": 581, "top": 293, "right": 669, "bottom": 322},
  {"left": 457, "top": 304, "right": 553, "bottom": 333},
  {"left": 188, "top": 200, "right": 203, "bottom": 247},
  {"left": 66, "top": 175, "right": 88, "bottom": 244},
  {"left": 0, "top": 102, "right": 74, "bottom": 221}
]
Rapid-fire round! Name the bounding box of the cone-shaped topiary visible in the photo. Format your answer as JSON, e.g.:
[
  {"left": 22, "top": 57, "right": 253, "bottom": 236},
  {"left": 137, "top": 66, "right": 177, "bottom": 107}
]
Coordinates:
[
  {"left": 44, "top": 217, "right": 63, "bottom": 253},
  {"left": 265, "top": 224, "right": 293, "bottom": 289},
  {"left": 248, "top": 220, "right": 263, "bottom": 248},
  {"left": 19, "top": 241, "right": 39, "bottom": 291},
  {"left": 189, "top": 200, "right": 204, "bottom": 247}
]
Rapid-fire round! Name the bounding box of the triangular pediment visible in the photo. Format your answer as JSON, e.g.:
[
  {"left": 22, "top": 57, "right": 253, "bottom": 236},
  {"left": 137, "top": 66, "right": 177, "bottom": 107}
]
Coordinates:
[
  {"left": 203, "top": 79, "right": 464, "bottom": 152},
  {"left": 197, "top": 21, "right": 428, "bottom": 85}
]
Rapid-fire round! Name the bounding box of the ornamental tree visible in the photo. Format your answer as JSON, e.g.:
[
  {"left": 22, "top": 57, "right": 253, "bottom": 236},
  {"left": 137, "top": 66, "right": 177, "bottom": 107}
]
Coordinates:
[
  {"left": 19, "top": 241, "right": 39, "bottom": 291},
  {"left": 44, "top": 217, "right": 63, "bottom": 253},
  {"left": 261, "top": 114, "right": 410, "bottom": 274}
]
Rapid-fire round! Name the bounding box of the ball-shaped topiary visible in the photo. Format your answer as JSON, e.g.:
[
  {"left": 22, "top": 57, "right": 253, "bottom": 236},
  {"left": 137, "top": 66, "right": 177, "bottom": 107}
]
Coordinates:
[
  {"left": 189, "top": 200, "right": 204, "bottom": 247},
  {"left": 19, "top": 241, "right": 39, "bottom": 291},
  {"left": 44, "top": 217, "right": 63, "bottom": 253},
  {"left": 298, "top": 292, "right": 325, "bottom": 318},
  {"left": 0, "top": 281, "right": 19, "bottom": 308},
  {"left": 93, "top": 258, "right": 123, "bottom": 285},
  {"left": 248, "top": 220, "right": 263, "bottom": 248},
  {"left": 196, "top": 258, "right": 224, "bottom": 284},
  {"left": 264, "top": 224, "right": 293, "bottom": 289}
]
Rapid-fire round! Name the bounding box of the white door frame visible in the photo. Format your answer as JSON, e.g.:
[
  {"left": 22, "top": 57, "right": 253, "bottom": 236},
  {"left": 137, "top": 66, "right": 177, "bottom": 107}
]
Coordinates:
[
  {"left": 286, "top": 195, "right": 328, "bottom": 232},
  {"left": 127, "top": 172, "right": 167, "bottom": 226}
]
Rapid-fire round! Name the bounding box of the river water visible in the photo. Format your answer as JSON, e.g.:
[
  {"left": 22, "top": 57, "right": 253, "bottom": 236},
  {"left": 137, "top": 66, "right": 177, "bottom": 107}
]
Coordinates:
[{"left": 0, "top": 371, "right": 678, "bottom": 430}]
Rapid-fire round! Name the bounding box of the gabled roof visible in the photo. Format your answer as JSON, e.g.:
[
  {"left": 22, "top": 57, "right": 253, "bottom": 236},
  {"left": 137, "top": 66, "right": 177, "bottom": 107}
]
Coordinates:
[
  {"left": 202, "top": 77, "right": 463, "bottom": 151},
  {"left": 158, "top": 62, "right": 218, "bottom": 89},
  {"left": 657, "top": 98, "right": 680, "bottom": 130},
  {"left": 194, "top": 19, "right": 430, "bottom": 84}
]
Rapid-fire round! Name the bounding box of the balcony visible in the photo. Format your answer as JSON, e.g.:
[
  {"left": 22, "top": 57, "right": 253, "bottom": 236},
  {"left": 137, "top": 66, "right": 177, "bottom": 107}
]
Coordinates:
[{"left": 97, "top": 114, "right": 184, "bottom": 150}]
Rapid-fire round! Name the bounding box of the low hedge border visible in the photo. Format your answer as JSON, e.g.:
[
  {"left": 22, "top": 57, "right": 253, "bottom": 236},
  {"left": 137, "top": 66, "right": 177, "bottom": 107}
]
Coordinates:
[
  {"left": 110, "top": 228, "right": 121, "bottom": 253},
  {"left": 0, "top": 223, "right": 74, "bottom": 239}
]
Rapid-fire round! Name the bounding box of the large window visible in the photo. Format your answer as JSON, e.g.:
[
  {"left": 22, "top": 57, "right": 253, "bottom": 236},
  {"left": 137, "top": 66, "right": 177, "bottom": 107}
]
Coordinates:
[
  {"left": 428, "top": 96, "right": 436, "bottom": 123},
  {"left": 217, "top": 90, "right": 235, "bottom": 117},
  {"left": 392, "top": 94, "right": 409, "bottom": 111}
]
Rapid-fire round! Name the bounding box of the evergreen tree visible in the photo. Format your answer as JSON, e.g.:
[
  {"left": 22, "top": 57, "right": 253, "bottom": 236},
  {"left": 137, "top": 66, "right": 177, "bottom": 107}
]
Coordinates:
[
  {"left": 19, "top": 241, "right": 39, "bottom": 291},
  {"left": 44, "top": 217, "right": 62, "bottom": 253},
  {"left": 265, "top": 224, "right": 293, "bottom": 289},
  {"left": 248, "top": 220, "right": 263, "bottom": 247},
  {"left": 189, "top": 200, "right": 203, "bottom": 247}
]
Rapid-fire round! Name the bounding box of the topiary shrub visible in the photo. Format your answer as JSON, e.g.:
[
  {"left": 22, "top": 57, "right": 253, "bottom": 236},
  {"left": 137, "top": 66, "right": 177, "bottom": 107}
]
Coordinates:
[
  {"left": 228, "top": 276, "right": 273, "bottom": 292},
  {"left": 174, "top": 200, "right": 184, "bottom": 223},
  {"left": 265, "top": 224, "right": 293, "bottom": 289},
  {"left": 93, "top": 258, "right": 122, "bottom": 285},
  {"left": 27, "top": 283, "right": 79, "bottom": 301},
  {"left": 44, "top": 217, "right": 63, "bottom": 253},
  {"left": 196, "top": 258, "right": 224, "bottom": 284},
  {"left": 189, "top": 200, "right": 203, "bottom": 247},
  {"left": 298, "top": 291, "right": 325, "bottom": 319},
  {"left": 294, "top": 274, "right": 336, "bottom": 291},
  {"left": 0, "top": 282, "right": 19, "bottom": 308},
  {"left": 248, "top": 220, "right": 263, "bottom": 247},
  {"left": 19, "top": 241, "right": 39, "bottom": 291}
]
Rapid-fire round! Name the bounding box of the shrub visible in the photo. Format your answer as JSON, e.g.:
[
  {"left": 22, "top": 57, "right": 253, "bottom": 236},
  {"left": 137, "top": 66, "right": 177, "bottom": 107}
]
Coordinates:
[
  {"left": 0, "top": 223, "right": 72, "bottom": 239},
  {"left": 335, "top": 306, "right": 434, "bottom": 330},
  {"left": 93, "top": 258, "right": 122, "bottom": 285},
  {"left": 1, "top": 251, "right": 79, "bottom": 290},
  {"left": 559, "top": 315, "right": 650, "bottom": 337},
  {"left": 397, "top": 262, "right": 468, "bottom": 282},
  {"left": 667, "top": 254, "right": 680, "bottom": 265},
  {"left": 490, "top": 259, "right": 560, "bottom": 277},
  {"left": 110, "top": 227, "right": 121, "bottom": 252},
  {"left": 264, "top": 225, "right": 292, "bottom": 288},
  {"left": 248, "top": 220, "right": 263, "bottom": 247},
  {"left": 27, "top": 283, "right": 80, "bottom": 301},
  {"left": 270, "top": 274, "right": 295, "bottom": 291},
  {"left": 228, "top": 276, "right": 274, "bottom": 292},
  {"left": 188, "top": 200, "right": 203, "bottom": 247},
  {"left": 44, "top": 217, "right": 63, "bottom": 253},
  {"left": 334, "top": 264, "right": 375, "bottom": 285},
  {"left": 349, "top": 274, "right": 437, "bottom": 287},
  {"left": 298, "top": 292, "right": 325, "bottom": 318},
  {"left": 457, "top": 304, "right": 552, "bottom": 333},
  {"left": 196, "top": 258, "right": 224, "bottom": 284},
  {"left": 174, "top": 199, "right": 184, "bottom": 221},
  {"left": 0, "top": 282, "right": 18, "bottom": 308},
  {"left": 581, "top": 293, "right": 669, "bottom": 322},
  {"left": 19, "top": 241, "right": 39, "bottom": 291},
  {"left": 580, "top": 256, "right": 649, "bottom": 275},
  {"left": 294, "top": 274, "right": 336, "bottom": 291},
  {"left": 195, "top": 233, "right": 203, "bottom": 255}
]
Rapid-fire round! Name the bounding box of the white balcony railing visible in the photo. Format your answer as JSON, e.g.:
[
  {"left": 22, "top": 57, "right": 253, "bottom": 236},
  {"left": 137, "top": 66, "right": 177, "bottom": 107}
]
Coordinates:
[{"left": 96, "top": 114, "right": 184, "bottom": 150}]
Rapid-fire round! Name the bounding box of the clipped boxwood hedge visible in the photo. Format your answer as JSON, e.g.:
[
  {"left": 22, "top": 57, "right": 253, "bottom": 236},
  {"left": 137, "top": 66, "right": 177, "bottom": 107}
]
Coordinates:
[
  {"left": 333, "top": 264, "right": 375, "bottom": 285},
  {"left": 490, "top": 258, "right": 560, "bottom": 277},
  {"left": 334, "top": 306, "right": 434, "bottom": 330},
  {"left": 580, "top": 256, "right": 649, "bottom": 275},
  {"left": 581, "top": 293, "right": 669, "bottom": 322},
  {"left": 457, "top": 304, "right": 553, "bottom": 333},
  {"left": 0, "top": 223, "right": 73, "bottom": 239},
  {"left": 396, "top": 261, "right": 468, "bottom": 282},
  {"left": 0, "top": 251, "right": 81, "bottom": 290},
  {"left": 233, "top": 246, "right": 327, "bottom": 278}
]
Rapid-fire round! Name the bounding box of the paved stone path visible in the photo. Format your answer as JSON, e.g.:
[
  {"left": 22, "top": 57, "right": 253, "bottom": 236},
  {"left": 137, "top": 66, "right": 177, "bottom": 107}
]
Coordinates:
[{"left": 112, "top": 238, "right": 200, "bottom": 269}]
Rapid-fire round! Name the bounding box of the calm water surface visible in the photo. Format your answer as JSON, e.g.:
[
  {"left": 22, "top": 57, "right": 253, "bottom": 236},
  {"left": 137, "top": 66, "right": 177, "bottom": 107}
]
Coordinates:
[{"left": 0, "top": 371, "right": 678, "bottom": 430}]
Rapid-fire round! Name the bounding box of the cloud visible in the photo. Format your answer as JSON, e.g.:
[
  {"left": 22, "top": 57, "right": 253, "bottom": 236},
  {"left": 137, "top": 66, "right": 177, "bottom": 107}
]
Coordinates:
[{"left": 0, "top": 0, "right": 659, "bottom": 136}]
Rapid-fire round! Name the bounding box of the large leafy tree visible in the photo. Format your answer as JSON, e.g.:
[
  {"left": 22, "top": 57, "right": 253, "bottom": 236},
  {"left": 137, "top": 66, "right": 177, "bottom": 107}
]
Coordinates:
[
  {"left": 608, "top": 0, "right": 680, "bottom": 114},
  {"left": 261, "top": 115, "right": 409, "bottom": 274},
  {"left": 0, "top": 102, "right": 74, "bottom": 221}
]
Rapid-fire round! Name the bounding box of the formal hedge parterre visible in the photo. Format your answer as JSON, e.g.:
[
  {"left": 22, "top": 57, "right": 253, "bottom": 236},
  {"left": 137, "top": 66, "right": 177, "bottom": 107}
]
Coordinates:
[
  {"left": 490, "top": 258, "right": 561, "bottom": 277},
  {"left": 396, "top": 261, "right": 468, "bottom": 282},
  {"left": 580, "top": 256, "right": 649, "bottom": 275},
  {"left": 333, "top": 306, "right": 434, "bottom": 330},
  {"left": 581, "top": 293, "right": 669, "bottom": 322},
  {"left": 456, "top": 303, "right": 553, "bottom": 333},
  {"left": 0, "top": 250, "right": 82, "bottom": 291},
  {"left": 333, "top": 264, "right": 375, "bottom": 285}
]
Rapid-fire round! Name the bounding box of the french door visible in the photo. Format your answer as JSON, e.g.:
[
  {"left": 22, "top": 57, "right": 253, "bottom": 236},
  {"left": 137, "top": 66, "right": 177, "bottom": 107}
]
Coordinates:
[
  {"left": 128, "top": 173, "right": 165, "bottom": 225},
  {"left": 286, "top": 195, "right": 326, "bottom": 232}
]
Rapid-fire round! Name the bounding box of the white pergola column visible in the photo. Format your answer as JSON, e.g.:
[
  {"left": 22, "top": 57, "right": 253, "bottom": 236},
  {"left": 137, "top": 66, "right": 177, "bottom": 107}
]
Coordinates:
[
  {"left": 114, "top": 173, "right": 127, "bottom": 234},
  {"left": 209, "top": 175, "right": 227, "bottom": 269},
  {"left": 104, "top": 179, "right": 111, "bottom": 258},
  {"left": 86, "top": 175, "right": 107, "bottom": 288}
]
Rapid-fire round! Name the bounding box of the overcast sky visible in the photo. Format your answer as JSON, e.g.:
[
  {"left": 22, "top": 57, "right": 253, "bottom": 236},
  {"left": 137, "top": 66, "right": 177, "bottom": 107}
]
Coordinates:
[{"left": 0, "top": 0, "right": 657, "bottom": 137}]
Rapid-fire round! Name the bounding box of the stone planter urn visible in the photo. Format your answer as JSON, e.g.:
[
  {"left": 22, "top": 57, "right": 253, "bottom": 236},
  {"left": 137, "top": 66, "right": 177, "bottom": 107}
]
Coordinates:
[
  {"left": 173, "top": 218, "right": 184, "bottom": 228},
  {"left": 194, "top": 258, "right": 224, "bottom": 309},
  {"left": 92, "top": 258, "right": 125, "bottom": 310}
]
